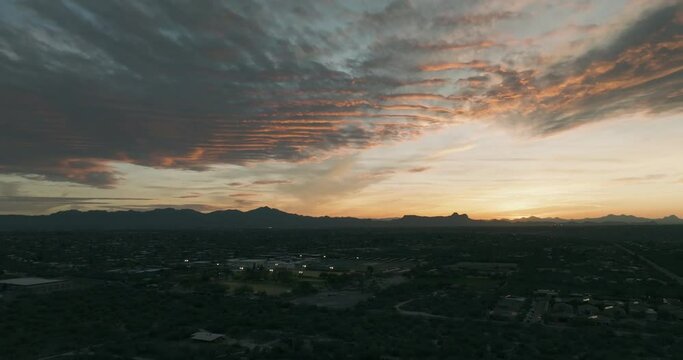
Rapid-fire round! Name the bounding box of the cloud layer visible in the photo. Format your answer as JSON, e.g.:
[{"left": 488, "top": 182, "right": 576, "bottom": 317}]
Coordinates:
[{"left": 0, "top": 0, "right": 681, "bottom": 187}]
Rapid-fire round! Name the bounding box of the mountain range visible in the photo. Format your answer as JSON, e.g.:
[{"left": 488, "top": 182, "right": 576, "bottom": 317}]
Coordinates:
[{"left": 0, "top": 207, "right": 681, "bottom": 230}]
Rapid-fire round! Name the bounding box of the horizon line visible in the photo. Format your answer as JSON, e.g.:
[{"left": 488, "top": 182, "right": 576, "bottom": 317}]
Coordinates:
[{"left": 2, "top": 206, "right": 681, "bottom": 222}]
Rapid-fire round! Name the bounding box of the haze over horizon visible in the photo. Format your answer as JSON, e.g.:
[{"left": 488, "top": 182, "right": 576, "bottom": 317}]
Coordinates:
[
  {"left": 4, "top": 205, "right": 683, "bottom": 223},
  {"left": 1, "top": 0, "right": 682, "bottom": 219}
]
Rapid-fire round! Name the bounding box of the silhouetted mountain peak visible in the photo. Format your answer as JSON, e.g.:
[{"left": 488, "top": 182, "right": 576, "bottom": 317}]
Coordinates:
[
  {"left": 658, "top": 215, "right": 683, "bottom": 224},
  {"left": 0, "top": 208, "right": 681, "bottom": 230},
  {"left": 53, "top": 209, "right": 82, "bottom": 215},
  {"left": 450, "top": 212, "right": 469, "bottom": 219},
  {"left": 150, "top": 208, "right": 200, "bottom": 214},
  {"left": 248, "top": 206, "right": 285, "bottom": 214},
  {"left": 589, "top": 214, "right": 653, "bottom": 223}
]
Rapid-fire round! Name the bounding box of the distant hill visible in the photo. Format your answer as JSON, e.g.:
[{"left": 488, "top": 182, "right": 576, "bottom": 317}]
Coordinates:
[
  {"left": 393, "top": 212, "right": 482, "bottom": 227},
  {"left": 0, "top": 207, "right": 681, "bottom": 230},
  {"left": 510, "top": 214, "right": 682, "bottom": 225}
]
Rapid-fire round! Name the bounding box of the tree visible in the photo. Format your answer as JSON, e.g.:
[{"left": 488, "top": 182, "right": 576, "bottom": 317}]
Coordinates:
[
  {"left": 293, "top": 281, "right": 317, "bottom": 295},
  {"left": 234, "top": 284, "right": 253, "bottom": 295}
]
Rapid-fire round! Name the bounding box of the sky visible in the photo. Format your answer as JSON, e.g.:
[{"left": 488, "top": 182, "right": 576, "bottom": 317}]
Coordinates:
[{"left": 0, "top": 0, "right": 682, "bottom": 219}]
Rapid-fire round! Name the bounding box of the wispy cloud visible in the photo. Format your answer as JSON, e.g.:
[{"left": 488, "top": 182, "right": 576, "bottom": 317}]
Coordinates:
[
  {"left": 614, "top": 174, "right": 667, "bottom": 183},
  {"left": 408, "top": 166, "right": 431, "bottom": 173},
  {"left": 0, "top": 181, "right": 20, "bottom": 197},
  {"left": 280, "top": 155, "right": 391, "bottom": 207},
  {"left": 426, "top": 143, "right": 476, "bottom": 161},
  {"left": 0, "top": 0, "right": 680, "bottom": 189},
  {"left": 230, "top": 193, "right": 258, "bottom": 198},
  {"left": 0, "top": 195, "right": 150, "bottom": 214},
  {"left": 252, "top": 179, "right": 291, "bottom": 185}
]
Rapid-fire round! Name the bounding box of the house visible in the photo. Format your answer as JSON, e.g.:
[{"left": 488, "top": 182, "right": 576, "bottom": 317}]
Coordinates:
[
  {"left": 0, "top": 277, "right": 72, "bottom": 294},
  {"left": 628, "top": 300, "right": 649, "bottom": 316},
  {"left": 587, "top": 314, "right": 612, "bottom": 326},
  {"left": 644, "top": 308, "right": 658, "bottom": 321},
  {"left": 658, "top": 305, "right": 683, "bottom": 321},
  {"left": 490, "top": 296, "right": 526, "bottom": 321},
  {"left": 191, "top": 330, "right": 226, "bottom": 343},
  {"left": 451, "top": 262, "right": 518, "bottom": 275},
  {"left": 602, "top": 305, "right": 626, "bottom": 318},
  {"left": 490, "top": 308, "right": 518, "bottom": 321},
  {"left": 577, "top": 304, "right": 599, "bottom": 317},
  {"left": 525, "top": 298, "right": 549, "bottom": 323},
  {"left": 664, "top": 298, "right": 681, "bottom": 307},
  {"left": 550, "top": 302, "right": 574, "bottom": 322},
  {"left": 533, "top": 289, "right": 558, "bottom": 298}
]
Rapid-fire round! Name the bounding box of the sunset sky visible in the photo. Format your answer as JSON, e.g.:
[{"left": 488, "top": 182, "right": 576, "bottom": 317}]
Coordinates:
[{"left": 1, "top": 0, "right": 682, "bottom": 218}]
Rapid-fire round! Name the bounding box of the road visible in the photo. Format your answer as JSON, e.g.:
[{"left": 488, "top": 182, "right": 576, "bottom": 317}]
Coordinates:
[
  {"left": 394, "top": 299, "right": 453, "bottom": 320},
  {"left": 614, "top": 243, "right": 683, "bottom": 286},
  {"left": 394, "top": 299, "right": 508, "bottom": 324}
]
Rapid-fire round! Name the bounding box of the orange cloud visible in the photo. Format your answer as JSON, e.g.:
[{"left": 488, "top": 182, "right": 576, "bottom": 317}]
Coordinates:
[
  {"left": 418, "top": 40, "right": 497, "bottom": 51},
  {"left": 408, "top": 166, "right": 431, "bottom": 173},
  {"left": 420, "top": 60, "right": 490, "bottom": 72},
  {"left": 380, "top": 93, "right": 449, "bottom": 101}
]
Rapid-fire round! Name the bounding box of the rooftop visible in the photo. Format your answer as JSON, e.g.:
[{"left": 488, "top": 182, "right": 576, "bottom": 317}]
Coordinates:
[
  {"left": 191, "top": 330, "right": 226, "bottom": 342},
  {"left": 0, "top": 277, "right": 66, "bottom": 286}
]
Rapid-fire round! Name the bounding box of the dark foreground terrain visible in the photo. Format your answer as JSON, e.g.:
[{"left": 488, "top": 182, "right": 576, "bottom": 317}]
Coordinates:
[{"left": 1, "top": 226, "right": 683, "bottom": 359}]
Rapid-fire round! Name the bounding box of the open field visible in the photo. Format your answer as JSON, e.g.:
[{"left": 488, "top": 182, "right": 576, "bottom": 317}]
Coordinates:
[
  {"left": 221, "top": 281, "right": 292, "bottom": 296},
  {"left": 291, "top": 291, "right": 372, "bottom": 309}
]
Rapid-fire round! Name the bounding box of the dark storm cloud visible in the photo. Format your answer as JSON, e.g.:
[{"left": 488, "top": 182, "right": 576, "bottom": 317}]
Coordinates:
[
  {"left": 0, "top": 0, "right": 428, "bottom": 187},
  {"left": 0, "top": 0, "right": 681, "bottom": 187}
]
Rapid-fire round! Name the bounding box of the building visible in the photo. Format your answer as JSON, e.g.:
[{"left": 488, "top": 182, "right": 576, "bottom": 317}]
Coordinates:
[
  {"left": 450, "top": 262, "right": 518, "bottom": 276},
  {"left": 0, "top": 277, "right": 72, "bottom": 294},
  {"left": 644, "top": 308, "right": 658, "bottom": 321},
  {"left": 628, "top": 300, "right": 648, "bottom": 315},
  {"left": 587, "top": 314, "right": 612, "bottom": 326},
  {"left": 533, "top": 289, "right": 558, "bottom": 298},
  {"left": 191, "top": 330, "right": 226, "bottom": 343},
  {"left": 491, "top": 296, "right": 526, "bottom": 321},
  {"left": 550, "top": 302, "right": 575, "bottom": 322},
  {"left": 525, "top": 298, "right": 550, "bottom": 323},
  {"left": 603, "top": 305, "right": 626, "bottom": 318},
  {"left": 658, "top": 304, "right": 683, "bottom": 321},
  {"left": 577, "top": 304, "right": 600, "bottom": 317}
]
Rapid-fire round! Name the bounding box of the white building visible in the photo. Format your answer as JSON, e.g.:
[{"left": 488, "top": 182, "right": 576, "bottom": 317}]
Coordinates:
[
  {"left": 191, "top": 330, "right": 226, "bottom": 343},
  {"left": 0, "top": 277, "right": 72, "bottom": 294}
]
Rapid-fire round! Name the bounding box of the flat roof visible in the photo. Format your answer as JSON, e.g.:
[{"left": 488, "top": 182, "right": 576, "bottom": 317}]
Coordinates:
[
  {"left": 191, "top": 331, "right": 225, "bottom": 342},
  {"left": 0, "top": 277, "right": 65, "bottom": 286},
  {"left": 452, "top": 262, "right": 518, "bottom": 269}
]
